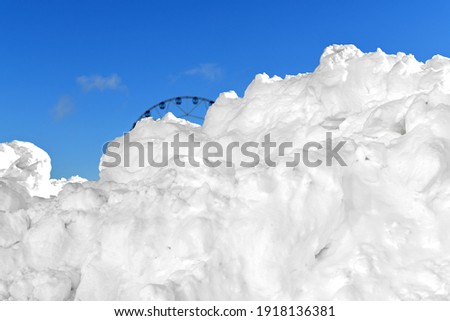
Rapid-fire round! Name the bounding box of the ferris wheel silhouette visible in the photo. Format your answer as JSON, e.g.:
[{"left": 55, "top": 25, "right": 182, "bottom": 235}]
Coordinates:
[{"left": 132, "top": 96, "right": 214, "bottom": 129}]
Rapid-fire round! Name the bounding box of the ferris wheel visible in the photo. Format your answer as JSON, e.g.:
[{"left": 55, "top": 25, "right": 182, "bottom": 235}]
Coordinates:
[{"left": 132, "top": 96, "right": 215, "bottom": 129}]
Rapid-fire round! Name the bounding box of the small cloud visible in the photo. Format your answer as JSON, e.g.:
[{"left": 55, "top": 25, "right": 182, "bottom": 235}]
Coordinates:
[
  {"left": 76, "top": 73, "right": 126, "bottom": 92},
  {"left": 183, "top": 63, "right": 223, "bottom": 81},
  {"left": 52, "top": 96, "right": 74, "bottom": 120}
]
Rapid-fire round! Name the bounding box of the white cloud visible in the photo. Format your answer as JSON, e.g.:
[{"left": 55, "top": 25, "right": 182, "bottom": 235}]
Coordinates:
[
  {"left": 76, "top": 73, "right": 126, "bottom": 92},
  {"left": 52, "top": 96, "right": 74, "bottom": 120},
  {"left": 183, "top": 63, "right": 223, "bottom": 81}
]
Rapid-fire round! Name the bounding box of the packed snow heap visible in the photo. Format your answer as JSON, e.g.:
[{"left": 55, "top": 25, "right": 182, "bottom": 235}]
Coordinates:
[{"left": 2, "top": 45, "right": 450, "bottom": 300}]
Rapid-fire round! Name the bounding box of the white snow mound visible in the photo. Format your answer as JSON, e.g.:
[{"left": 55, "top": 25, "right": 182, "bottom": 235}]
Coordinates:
[{"left": 2, "top": 45, "right": 450, "bottom": 300}]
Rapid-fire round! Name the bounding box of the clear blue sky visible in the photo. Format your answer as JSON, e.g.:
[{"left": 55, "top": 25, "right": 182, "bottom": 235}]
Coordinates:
[{"left": 1, "top": 0, "right": 449, "bottom": 180}]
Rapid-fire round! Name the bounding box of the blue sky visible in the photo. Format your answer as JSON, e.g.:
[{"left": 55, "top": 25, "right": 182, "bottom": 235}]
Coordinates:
[{"left": 1, "top": 0, "right": 449, "bottom": 180}]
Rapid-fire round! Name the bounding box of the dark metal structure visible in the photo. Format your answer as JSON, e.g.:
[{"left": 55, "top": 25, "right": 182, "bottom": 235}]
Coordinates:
[{"left": 132, "top": 96, "right": 214, "bottom": 129}]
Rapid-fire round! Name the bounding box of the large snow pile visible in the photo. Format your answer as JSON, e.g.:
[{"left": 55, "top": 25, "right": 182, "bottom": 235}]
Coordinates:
[{"left": 2, "top": 45, "right": 450, "bottom": 300}]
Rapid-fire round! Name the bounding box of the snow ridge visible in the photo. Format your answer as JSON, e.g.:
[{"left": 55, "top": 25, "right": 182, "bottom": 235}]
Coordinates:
[{"left": 2, "top": 45, "right": 450, "bottom": 300}]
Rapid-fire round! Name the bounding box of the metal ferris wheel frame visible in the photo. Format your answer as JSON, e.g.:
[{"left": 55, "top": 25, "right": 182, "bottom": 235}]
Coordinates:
[{"left": 132, "top": 96, "right": 215, "bottom": 129}]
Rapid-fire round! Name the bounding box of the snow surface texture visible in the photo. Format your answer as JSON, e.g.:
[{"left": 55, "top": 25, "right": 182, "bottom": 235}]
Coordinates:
[{"left": 2, "top": 45, "right": 450, "bottom": 300}]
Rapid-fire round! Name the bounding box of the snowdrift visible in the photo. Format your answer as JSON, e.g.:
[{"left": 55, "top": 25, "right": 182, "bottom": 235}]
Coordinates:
[{"left": 2, "top": 45, "right": 450, "bottom": 300}]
